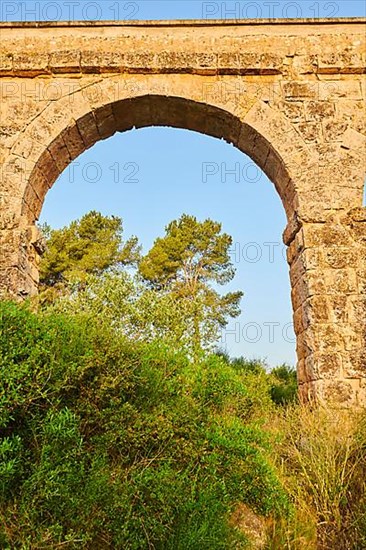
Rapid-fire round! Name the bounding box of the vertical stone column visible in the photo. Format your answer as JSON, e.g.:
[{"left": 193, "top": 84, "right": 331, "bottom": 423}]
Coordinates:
[
  {"left": 0, "top": 210, "right": 41, "bottom": 298},
  {"left": 0, "top": 128, "right": 40, "bottom": 297},
  {"left": 286, "top": 209, "right": 366, "bottom": 407}
]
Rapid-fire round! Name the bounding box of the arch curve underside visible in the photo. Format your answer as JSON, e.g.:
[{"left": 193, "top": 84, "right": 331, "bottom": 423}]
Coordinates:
[{"left": 22, "top": 92, "right": 301, "bottom": 225}]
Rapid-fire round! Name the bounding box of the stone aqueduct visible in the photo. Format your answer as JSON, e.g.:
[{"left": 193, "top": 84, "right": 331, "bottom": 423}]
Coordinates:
[{"left": 0, "top": 18, "right": 365, "bottom": 405}]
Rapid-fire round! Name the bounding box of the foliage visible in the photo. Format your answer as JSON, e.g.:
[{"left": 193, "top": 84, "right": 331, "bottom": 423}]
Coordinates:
[
  {"left": 39, "top": 212, "right": 243, "bottom": 359},
  {"left": 139, "top": 214, "right": 243, "bottom": 360},
  {"left": 215, "top": 353, "right": 298, "bottom": 408},
  {"left": 4, "top": 211, "right": 365, "bottom": 549},
  {"left": 269, "top": 364, "right": 298, "bottom": 406},
  {"left": 46, "top": 270, "right": 196, "bottom": 353},
  {"left": 0, "top": 300, "right": 289, "bottom": 549},
  {"left": 39, "top": 210, "right": 140, "bottom": 290},
  {"left": 267, "top": 405, "right": 366, "bottom": 549},
  {"left": 1, "top": 300, "right": 365, "bottom": 549},
  {"left": 223, "top": 355, "right": 268, "bottom": 377}
]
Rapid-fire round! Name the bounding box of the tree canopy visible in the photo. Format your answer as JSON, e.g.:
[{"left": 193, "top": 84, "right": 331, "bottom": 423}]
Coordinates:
[
  {"left": 39, "top": 210, "right": 140, "bottom": 288},
  {"left": 139, "top": 214, "right": 243, "bottom": 359},
  {"left": 139, "top": 214, "right": 236, "bottom": 291},
  {"left": 39, "top": 212, "right": 243, "bottom": 358}
]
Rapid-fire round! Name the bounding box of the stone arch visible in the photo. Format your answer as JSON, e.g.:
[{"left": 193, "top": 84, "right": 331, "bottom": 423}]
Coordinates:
[
  {"left": 4, "top": 75, "right": 316, "bottom": 228},
  {"left": 1, "top": 74, "right": 365, "bottom": 407}
]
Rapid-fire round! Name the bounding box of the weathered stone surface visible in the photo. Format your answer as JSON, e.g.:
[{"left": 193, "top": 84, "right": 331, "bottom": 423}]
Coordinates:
[
  {"left": 304, "top": 101, "right": 336, "bottom": 121},
  {"left": 0, "top": 18, "right": 365, "bottom": 407}
]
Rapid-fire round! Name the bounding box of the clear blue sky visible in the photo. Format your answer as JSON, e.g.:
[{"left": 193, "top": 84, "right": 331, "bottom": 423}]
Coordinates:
[
  {"left": 1, "top": 1, "right": 365, "bottom": 21},
  {"left": 5, "top": 1, "right": 365, "bottom": 367}
]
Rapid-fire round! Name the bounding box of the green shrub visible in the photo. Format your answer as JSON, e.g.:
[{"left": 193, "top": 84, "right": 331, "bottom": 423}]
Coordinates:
[
  {"left": 269, "top": 364, "right": 298, "bottom": 406},
  {"left": 2, "top": 300, "right": 364, "bottom": 549},
  {"left": 0, "top": 300, "right": 288, "bottom": 548}
]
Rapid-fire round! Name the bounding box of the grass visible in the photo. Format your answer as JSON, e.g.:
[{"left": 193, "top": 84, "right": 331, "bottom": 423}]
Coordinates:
[{"left": 266, "top": 405, "right": 366, "bottom": 549}]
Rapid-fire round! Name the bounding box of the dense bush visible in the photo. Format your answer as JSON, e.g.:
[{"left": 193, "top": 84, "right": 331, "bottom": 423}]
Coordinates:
[
  {"left": 0, "top": 301, "right": 289, "bottom": 549},
  {"left": 269, "top": 364, "right": 298, "bottom": 406},
  {"left": 2, "top": 301, "right": 365, "bottom": 549}
]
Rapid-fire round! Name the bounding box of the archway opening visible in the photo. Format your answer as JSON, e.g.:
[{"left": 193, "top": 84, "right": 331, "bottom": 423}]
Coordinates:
[
  {"left": 10, "top": 91, "right": 308, "bottom": 374},
  {"left": 38, "top": 124, "right": 296, "bottom": 368}
]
